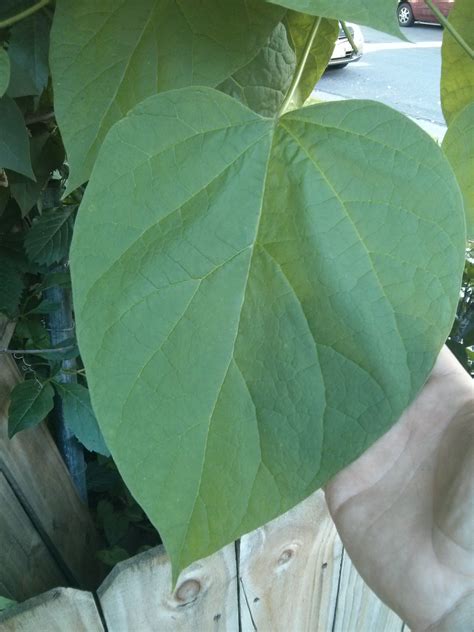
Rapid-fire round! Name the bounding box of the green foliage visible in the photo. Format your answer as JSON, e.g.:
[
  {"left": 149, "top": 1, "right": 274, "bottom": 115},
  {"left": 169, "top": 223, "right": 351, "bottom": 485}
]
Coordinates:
[
  {"left": 49, "top": 0, "right": 286, "bottom": 193},
  {"left": 0, "top": 596, "right": 16, "bottom": 612},
  {"left": 0, "top": 252, "right": 23, "bottom": 316},
  {"left": 442, "top": 103, "right": 474, "bottom": 238},
  {"left": 0, "top": 96, "right": 34, "bottom": 179},
  {"left": 71, "top": 86, "right": 465, "bottom": 576},
  {"left": 0, "top": 48, "right": 11, "bottom": 97},
  {"left": 8, "top": 379, "right": 54, "bottom": 437},
  {"left": 24, "top": 207, "right": 74, "bottom": 265},
  {"left": 265, "top": 0, "right": 402, "bottom": 38},
  {"left": 441, "top": 0, "right": 474, "bottom": 124},
  {"left": 53, "top": 382, "right": 109, "bottom": 456}
]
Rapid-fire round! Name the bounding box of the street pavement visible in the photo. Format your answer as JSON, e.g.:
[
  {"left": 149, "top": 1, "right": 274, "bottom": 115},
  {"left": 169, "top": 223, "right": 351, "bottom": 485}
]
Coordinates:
[{"left": 314, "top": 25, "right": 446, "bottom": 139}]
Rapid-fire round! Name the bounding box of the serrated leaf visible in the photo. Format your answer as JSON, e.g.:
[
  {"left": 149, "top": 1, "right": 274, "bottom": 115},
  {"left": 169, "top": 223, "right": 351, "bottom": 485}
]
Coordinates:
[
  {"left": 53, "top": 382, "right": 109, "bottom": 456},
  {"left": 441, "top": 0, "right": 474, "bottom": 125},
  {"left": 9, "top": 132, "right": 65, "bottom": 216},
  {"left": 7, "top": 11, "right": 50, "bottom": 98},
  {"left": 8, "top": 379, "right": 54, "bottom": 437},
  {"left": 50, "top": 0, "right": 285, "bottom": 193},
  {"left": 24, "top": 207, "right": 73, "bottom": 265},
  {"left": 0, "top": 252, "right": 23, "bottom": 316},
  {"left": 266, "top": 0, "right": 402, "bottom": 38},
  {"left": 0, "top": 96, "right": 34, "bottom": 179},
  {"left": 71, "top": 88, "right": 465, "bottom": 578},
  {"left": 0, "top": 48, "right": 10, "bottom": 97},
  {"left": 218, "top": 22, "right": 295, "bottom": 117},
  {"left": 442, "top": 102, "right": 474, "bottom": 238}
]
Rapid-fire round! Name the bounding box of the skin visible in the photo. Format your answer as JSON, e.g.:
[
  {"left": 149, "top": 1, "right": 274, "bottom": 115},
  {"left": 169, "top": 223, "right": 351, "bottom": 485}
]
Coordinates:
[{"left": 325, "top": 347, "right": 474, "bottom": 631}]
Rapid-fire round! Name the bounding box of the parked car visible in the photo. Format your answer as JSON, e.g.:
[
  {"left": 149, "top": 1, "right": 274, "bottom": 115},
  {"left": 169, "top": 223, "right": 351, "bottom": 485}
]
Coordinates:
[
  {"left": 329, "top": 23, "right": 364, "bottom": 69},
  {"left": 397, "top": 0, "right": 454, "bottom": 26}
]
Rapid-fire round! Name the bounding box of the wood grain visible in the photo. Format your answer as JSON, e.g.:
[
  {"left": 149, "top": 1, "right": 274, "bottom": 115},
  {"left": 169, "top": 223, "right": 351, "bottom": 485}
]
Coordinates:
[{"left": 98, "top": 544, "right": 238, "bottom": 631}]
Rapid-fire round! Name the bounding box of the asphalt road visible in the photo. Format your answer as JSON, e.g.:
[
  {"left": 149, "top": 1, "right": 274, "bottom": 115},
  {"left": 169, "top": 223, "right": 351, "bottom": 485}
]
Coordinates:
[{"left": 314, "top": 25, "right": 445, "bottom": 134}]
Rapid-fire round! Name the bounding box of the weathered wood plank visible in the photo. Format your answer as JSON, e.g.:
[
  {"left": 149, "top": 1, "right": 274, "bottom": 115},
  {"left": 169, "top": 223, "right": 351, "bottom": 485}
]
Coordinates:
[
  {"left": 332, "top": 548, "right": 404, "bottom": 632},
  {"left": 0, "top": 472, "right": 66, "bottom": 601},
  {"left": 238, "top": 490, "right": 343, "bottom": 631},
  {"left": 98, "top": 544, "right": 238, "bottom": 631},
  {"left": 0, "top": 588, "right": 104, "bottom": 631},
  {"left": 0, "top": 315, "right": 102, "bottom": 590}
]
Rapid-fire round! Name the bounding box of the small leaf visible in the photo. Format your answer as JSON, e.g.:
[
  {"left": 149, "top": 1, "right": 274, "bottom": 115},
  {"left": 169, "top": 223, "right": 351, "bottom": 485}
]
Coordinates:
[
  {"left": 0, "top": 252, "right": 23, "bottom": 316},
  {"left": 28, "top": 298, "right": 61, "bottom": 314},
  {"left": 442, "top": 102, "right": 474, "bottom": 238},
  {"left": 97, "top": 546, "right": 129, "bottom": 567},
  {"left": 50, "top": 0, "right": 286, "bottom": 193},
  {"left": 7, "top": 11, "right": 50, "bottom": 98},
  {"left": 219, "top": 22, "right": 295, "bottom": 117},
  {"left": 71, "top": 87, "right": 465, "bottom": 578},
  {"left": 266, "top": 0, "right": 402, "bottom": 38},
  {"left": 24, "top": 207, "right": 73, "bottom": 265},
  {"left": 285, "top": 12, "right": 339, "bottom": 108},
  {"left": 53, "top": 381, "right": 109, "bottom": 456},
  {"left": 0, "top": 48, "right": 10, "bottom": 97},
  {"left": 441, "top": 0, "right": 474, "bottom": 124},
  {"left": 8, "top": 380, "right": 54, "bottom": 438},
  {"left": 0, "top": 96, "right": 34, "bottom": 179},
  {"left": 0, "top": 596, "right": 16, "bottom": 612}
]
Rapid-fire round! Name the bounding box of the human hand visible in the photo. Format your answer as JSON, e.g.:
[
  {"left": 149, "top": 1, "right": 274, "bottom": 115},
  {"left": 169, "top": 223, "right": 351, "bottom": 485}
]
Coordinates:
[{"left": 325, "top": 347, "right": 474, "bottom": 631}]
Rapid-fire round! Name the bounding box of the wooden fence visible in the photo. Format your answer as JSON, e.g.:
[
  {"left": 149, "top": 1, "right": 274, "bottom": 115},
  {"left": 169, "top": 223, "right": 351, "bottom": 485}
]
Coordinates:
[{"left": 0, "top": 488, "right": 405, "bottom": 631}]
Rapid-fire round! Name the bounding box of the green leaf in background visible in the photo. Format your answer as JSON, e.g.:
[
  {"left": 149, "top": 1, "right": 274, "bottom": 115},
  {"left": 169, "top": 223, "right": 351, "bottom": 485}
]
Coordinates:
[
  {"left": 7, "top": 11, "right": 50, "bottom": 98},
  {"left": 266, "top": 0, "right": 402, "bottom": 38},
  {"left": 9, "top": 131, "right": 65, "bottom": 215},
  {"left": 285, "top": 12, "right": 338, "bottom": 108},
  {"left": 441, "top": 0, "right": 474, "bottom": 124},
  {"left": 0, "top": 48, "right": 10, "bottom": 97},
  {"left": 53, "top": 381, "right": 109, "bottom": 456},
  {"left": 0, "top": 96, "right": 34, "bottom": 179},
  {"left": 218, "top": 22, "right": 295, "bottom": 117},
  {"left": 71, "top": 88, "right": 465, "bottom": 578},
  {"left": 8, "top": 379, "right": 54, "bottom": 437},
  {"left": 0, "top": 596, "right": 16, "bottom": 612},
  {"left": 0, "top": 253, "right": 23, "bottom": 316},
  {"left": 24, "top": 207, "right": 73, "bottom": 266},
  {"left": 442, "top": 102, "right": 474, "bottom": 238},
  {"left": 50, "top": 0, "right": 285, "bottom": 193}
]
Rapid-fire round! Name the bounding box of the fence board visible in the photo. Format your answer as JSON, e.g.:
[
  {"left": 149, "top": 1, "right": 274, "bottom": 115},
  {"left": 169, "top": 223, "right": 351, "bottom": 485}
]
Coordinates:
[
  {"left": 0, "top": 472, "right": 66, "bottom": 601},
  {"left": 238, "top": 490, "right": 343, "bottom": 631},
  {"left": 0, "top": 588, "right": 104, "bottom": 631},
  {"left": 98, "top": 543, "right": 238, "bottom": 631},
  {"left": 0, "top": 316, "right": 102, "bottom": 591},
  {"left": 333, "top": 548, "right": 404, "bottom": 632}
]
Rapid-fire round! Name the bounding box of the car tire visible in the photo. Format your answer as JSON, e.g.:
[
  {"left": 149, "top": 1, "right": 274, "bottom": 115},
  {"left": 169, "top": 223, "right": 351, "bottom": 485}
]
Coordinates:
[
  {"left": 398, "top": 2, "right": 414, "bottom": 27},
  {"left": 329, "top": 62, "right": 349, "bottom": 70}
]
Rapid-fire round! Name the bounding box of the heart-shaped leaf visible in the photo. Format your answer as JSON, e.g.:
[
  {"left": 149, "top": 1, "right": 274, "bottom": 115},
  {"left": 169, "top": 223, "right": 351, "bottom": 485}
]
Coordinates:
[
  {"left": 266, "top": 0, "right": 402, "bottom": 38},
  {"left": 442, "top": 102, "right": 474, "bottom": 238},
  {"left": 8, "top": 380, "right": 54, "bottom": 438},
  {"left": 71, "top": 88, "right": 465, "bottom": 578},
  {"left": 50, "top": 0, "right": 285, "bottom": 193},
  {"left": 441, "top": 0, "right": 474, "bottom": 124}
]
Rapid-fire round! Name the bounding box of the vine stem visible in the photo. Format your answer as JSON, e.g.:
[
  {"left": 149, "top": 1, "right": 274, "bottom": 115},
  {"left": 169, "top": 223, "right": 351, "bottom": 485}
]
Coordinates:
[
  {"left": 424, "top": 0, "right": 474, "bottom": 59},
  {"left": 278, "top": 16, "right": 322, "bottom": 117},
  {"left": 0, "top": 0, "right": 51, "bottom": 29},
  {"left": 341, "top": 21, "right": 358, "bottom": 54},
  {"left": 0, "top": 346, "right": 75, "bottom": 355}
]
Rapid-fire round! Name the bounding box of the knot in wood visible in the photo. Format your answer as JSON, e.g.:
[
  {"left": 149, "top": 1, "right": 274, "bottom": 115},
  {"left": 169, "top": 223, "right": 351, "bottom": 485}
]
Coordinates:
[{"left": 175, "top": 579, "right": 201, "bottom": 604}]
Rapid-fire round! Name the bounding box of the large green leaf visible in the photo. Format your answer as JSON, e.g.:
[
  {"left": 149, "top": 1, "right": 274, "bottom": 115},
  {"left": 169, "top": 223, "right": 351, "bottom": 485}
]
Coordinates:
[
  {"left": 0, "top": 96, "right": 34, "bottom": 179},
  {"left": 50, "top": 0, "right": 285, "bottom": 193},
  {"left": 71, "top": 88, "right": 465, "bottom": 578},
  {"left": 53, "top": 382, "right": 110, "bottom": 456},
  {"left": 0, "top": 48, "right": 10, "bottom": 97},
  {"left": 7, "top": 11, "right": 50, "bottom": 98},
  {"left": 218, "top": 22, "right": 295, "bottom": 117},
  {"left": 285, "top": 12, "right": 338, "bottom": 108},
  {"left": 441, "top": 0, "right": 474, "bottom": 124},
  {"left": 442, "top": 102, "right": 474, "bottom": 238},
  {"left": 266, "top": 0, "right": 402, "bottom": 38},
  {"left": 8, "top": 380, "right": 54, "bottom": 438}
]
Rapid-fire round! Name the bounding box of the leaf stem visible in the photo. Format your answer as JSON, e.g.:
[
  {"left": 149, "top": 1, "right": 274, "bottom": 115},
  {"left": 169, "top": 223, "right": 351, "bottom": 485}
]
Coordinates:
[
  {"left": 0, "top": 345, "right": 75, "bottom": 355},
  {"left": 0, "top": 0, "right": 51, "bottom": 29},
  {"left": 341, "top": 21, "right": 358, "bottom": 54},
  {"left": 424, "top": 0, "right": 474, "bottom": 59},
  {"left": 278, "top": 16, "right": 322, "bottom": 117}
]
